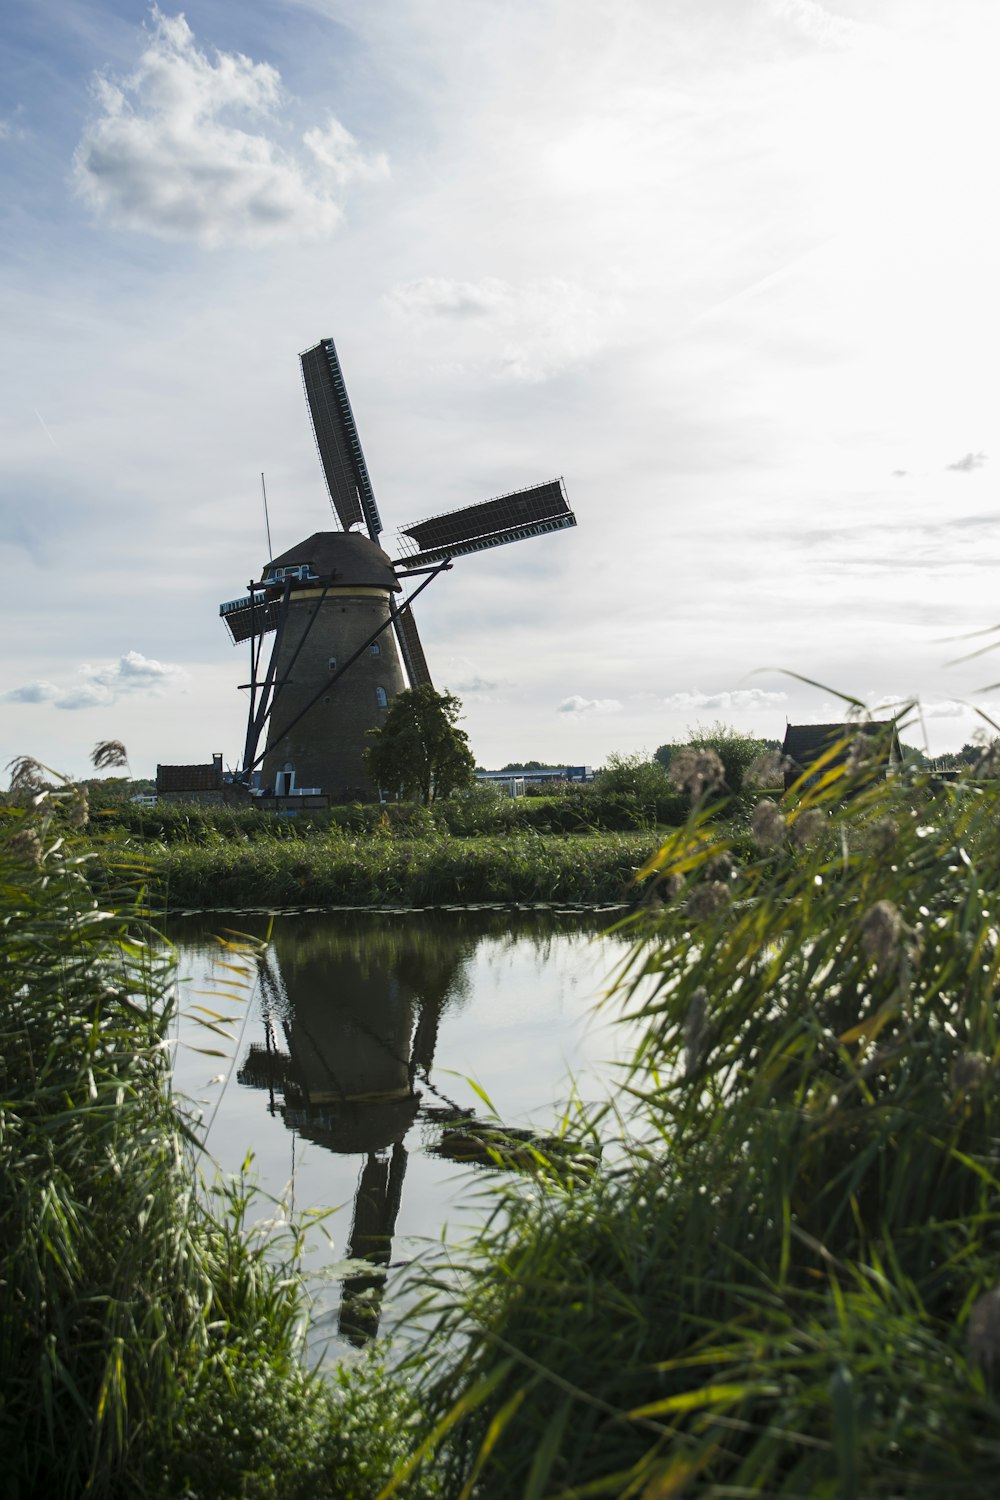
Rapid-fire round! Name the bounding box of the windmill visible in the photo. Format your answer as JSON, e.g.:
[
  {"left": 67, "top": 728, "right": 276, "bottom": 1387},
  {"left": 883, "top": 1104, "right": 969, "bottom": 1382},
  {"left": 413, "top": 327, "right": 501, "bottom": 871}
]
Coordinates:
[{"left": 219, "top": 338, "right": 577, "bottom": 800}]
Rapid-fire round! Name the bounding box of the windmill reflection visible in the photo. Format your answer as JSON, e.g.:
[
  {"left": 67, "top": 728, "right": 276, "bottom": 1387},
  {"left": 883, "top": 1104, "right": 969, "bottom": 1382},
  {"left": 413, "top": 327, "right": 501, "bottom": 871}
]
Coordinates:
[{"left": 236, "top": 913, "right": 475, "bottom": 1346}]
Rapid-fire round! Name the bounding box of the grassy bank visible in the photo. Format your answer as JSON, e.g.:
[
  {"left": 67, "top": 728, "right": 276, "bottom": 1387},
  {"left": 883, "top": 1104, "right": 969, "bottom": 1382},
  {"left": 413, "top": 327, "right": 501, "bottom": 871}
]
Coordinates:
[
  {"left": 94, "top": 830, "right": 657, "bottom": 909},
  {"left": 96, "top": 785, "right": 692, "bottom": 842}
]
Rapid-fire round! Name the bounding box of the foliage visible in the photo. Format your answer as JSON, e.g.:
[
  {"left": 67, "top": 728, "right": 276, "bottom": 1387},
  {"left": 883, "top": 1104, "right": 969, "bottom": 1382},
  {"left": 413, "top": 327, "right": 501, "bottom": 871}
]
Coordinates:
[
  {"left": 115, "top": 829, "right": 654, "bottom": 908},
  {"left": 0, "top": 779, "right": 438, "bottom": 1498},
  {"left": 91, "top": 738, "right": 130, "bottom": 771},
  {"left": 935, "top": 739, "right": 999, "bottom": 772},
  {"left": 365, "top": 686, "right": 476, "bottom": 804},
  {"left": 656, "top": 721, "right": 780, "bottom": 792},
  {"left": 499, "top": 760, "right": 567, "bottom": 771},
  {"left": 396, "top": 717, "right": 1000, "bottom": 1496},
  {"left": 593, "top": 751, "right": 672, "bottom": 822}
]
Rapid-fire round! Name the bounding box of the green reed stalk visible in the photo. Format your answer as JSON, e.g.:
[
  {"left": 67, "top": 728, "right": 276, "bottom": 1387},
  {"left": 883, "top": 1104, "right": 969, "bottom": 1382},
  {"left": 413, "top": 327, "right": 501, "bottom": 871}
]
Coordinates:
[
  {"left": 0, "top": 779, "right": 438, "bottom": 1498},
  {"left": 394, "top": 721, "right": 1000, "bottom": 1497}
]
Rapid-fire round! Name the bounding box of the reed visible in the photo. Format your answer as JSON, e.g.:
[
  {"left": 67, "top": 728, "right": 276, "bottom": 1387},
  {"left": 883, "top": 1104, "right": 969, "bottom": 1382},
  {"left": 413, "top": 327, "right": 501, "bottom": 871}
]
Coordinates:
[
  {"left": 392, "top": 721, "right": 1000, "bottom": 1496},
  {"left": 0, "top": 778, "right": 437, "bottom": 1498},
  {"left": 95, "top": 831, "right": 657, "bottom": 910},
  {"left": 94, "top": 783, "right": 690, "bottom": 843}
]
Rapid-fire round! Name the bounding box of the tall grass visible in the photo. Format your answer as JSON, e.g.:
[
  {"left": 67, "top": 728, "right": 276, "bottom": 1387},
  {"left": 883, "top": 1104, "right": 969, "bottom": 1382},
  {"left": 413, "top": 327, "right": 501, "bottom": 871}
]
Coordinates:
[
  {"left": 0, "top": 780, "right": 438, "bottom": 1498},
  {"left": 95, "top": 831, "right": 655, "bottom": 909},
  {"left": 93, "top": 784, "right": 691, "bottom": 844},
  {"left": 391, "top": 723, "right": 1000, "bottom": 1496}
]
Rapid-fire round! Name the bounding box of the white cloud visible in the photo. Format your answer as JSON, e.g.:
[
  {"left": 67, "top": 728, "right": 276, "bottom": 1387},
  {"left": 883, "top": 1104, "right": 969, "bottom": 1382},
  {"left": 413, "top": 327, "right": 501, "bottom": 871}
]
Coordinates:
[
  {"left": 72, "top": 8, "right": 386, "bottom": 248},
  {"left": 303, "top": 117, "right": 388, "bottom": 186},
  {"left": 946, "top": 451, "right": 988, "bottom": 472},
  {"left": 5, "top": 651, "right": 188, "bottom": 711},
  {"left": 768, "top": 0, "right": 869, "bottom": 49},
  {"left": 920, "top": 700, "right": 969, "bottom": 720},
  {"left": 384, "top": 275, "right": 616, "bottom": 382},
  {"left": 657, "top": 688, "right": 789, "bottom": 714},
  {"left": 556, "top": 695, "right": 622, "bottom": 715}
]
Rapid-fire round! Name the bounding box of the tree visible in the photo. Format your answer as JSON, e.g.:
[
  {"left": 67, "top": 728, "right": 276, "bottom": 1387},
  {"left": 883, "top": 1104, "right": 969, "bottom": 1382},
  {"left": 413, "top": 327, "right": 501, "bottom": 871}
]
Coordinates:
[
  {"left": 594, "top": 751, "right": 671, "bottom": 802},
  {"left": 365, "top": 686, "right": 476, "bottom": 804},
  {"left": 656, "top": 723, "right": 780, "bottom": 792},
  {"left": 500, "top": 760, "right": 563, "bottom": 772}
]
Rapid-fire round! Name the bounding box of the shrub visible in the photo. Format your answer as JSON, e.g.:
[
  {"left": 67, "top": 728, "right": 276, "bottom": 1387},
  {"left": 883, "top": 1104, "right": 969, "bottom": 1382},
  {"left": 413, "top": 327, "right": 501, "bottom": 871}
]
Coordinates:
[{"left": 657, "top": 721, "right": 778, "bottom": 793}]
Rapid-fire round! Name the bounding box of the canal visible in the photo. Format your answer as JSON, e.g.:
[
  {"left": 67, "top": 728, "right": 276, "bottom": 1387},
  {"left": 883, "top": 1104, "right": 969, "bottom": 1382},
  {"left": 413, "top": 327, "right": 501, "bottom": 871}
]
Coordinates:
[{"left": 166, "top": 904, "right": 641, "bottom": 1358}]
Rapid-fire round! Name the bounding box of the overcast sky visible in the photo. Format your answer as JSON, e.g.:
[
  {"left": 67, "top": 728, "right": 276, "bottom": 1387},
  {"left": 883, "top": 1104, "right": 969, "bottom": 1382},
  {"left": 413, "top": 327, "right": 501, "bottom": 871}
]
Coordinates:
[{"left": 2, "top": 0, "right": 998, "bottom": 779}]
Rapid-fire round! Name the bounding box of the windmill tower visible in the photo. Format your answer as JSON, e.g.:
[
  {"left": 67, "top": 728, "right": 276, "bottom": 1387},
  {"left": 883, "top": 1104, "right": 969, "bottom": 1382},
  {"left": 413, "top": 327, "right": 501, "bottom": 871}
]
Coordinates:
[{"left": 220, "top": 338, "right": 576, "bottom": 800}]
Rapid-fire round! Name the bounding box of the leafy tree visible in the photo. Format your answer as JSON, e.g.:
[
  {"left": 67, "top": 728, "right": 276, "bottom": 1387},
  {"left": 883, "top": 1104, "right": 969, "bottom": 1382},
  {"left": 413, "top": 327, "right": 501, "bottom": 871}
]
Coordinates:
[
  {"left": 500, "top": 760, "right": 564, "bottom": 772},
  {"left": 365, "top": 686, "right": 476, "bottom": 805},
  {"left": 935, "top": 740, "right": 993, "bottom": 771},
  {"left": 656, "top": 722, "right": 779, "bottom": 792},
  {"left": 594, "top": 751, "right": 670, "bottom": 802}
]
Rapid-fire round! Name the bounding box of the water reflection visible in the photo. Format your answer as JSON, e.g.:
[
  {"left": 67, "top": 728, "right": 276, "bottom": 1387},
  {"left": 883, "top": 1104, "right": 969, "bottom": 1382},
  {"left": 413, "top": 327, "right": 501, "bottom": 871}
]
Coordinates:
[
  {"left": 169, "top": 907, "right": 629, "bottom": 1347},
  {"left": 237, "top": 916, "right": 478, "bottom": 1343}
]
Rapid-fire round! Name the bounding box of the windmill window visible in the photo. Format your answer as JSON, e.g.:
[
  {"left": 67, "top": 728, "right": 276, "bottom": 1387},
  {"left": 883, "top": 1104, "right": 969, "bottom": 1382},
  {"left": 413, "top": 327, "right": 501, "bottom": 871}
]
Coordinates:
[
  {"left": 375, "top": 686, "right": 388, "bottom": 708},
  {"left": 369, "top": 642, "right": 381, "bottom": 656},
  {"left": 328, "top": 657, "right": 337, "bottom": 673}
]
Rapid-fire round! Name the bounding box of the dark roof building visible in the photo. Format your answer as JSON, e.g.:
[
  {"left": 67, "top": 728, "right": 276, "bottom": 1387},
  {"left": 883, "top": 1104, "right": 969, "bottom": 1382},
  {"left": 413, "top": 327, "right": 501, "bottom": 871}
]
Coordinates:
[
  {"left": 781, "top": 721, "right": 902, "bottom": 791},
  {"left": 156, "top": 753, "right": 224, "bottom": 797},
  {"left": 262, "top": 532, "right": 401, "bottom": 593}
]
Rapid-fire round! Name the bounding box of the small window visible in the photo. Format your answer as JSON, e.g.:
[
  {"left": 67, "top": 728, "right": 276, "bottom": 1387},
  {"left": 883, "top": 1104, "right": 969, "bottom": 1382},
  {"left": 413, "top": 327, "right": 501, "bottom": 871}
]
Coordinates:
[
  {"left": 369, "top": 641, "right": 381, "bottom": 657},
  {"left": 375, "top": 686, "right": 388, "bottom": 708},
  {"left": 328, "top": 656, "right": 337, "bottom": 673}
]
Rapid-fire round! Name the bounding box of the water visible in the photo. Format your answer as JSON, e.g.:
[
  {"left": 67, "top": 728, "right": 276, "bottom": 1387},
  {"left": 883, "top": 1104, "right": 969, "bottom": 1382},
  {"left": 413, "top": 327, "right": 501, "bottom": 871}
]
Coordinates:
[{"left": 166, "top": 905, "right": 641, "bottom": 1356}]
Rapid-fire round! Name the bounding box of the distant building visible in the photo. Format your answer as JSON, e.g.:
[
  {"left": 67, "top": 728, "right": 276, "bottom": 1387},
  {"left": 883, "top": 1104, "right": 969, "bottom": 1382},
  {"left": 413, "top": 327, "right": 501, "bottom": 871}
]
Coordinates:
[
  {"left": 156, "top": 753, "right": 226, "bottom": 804},
  {"left": 476, "top": 767, "right": 593, "bottom": 789},
  {"left": 781, "top": 722, "right": 902, "bottom": 792}
]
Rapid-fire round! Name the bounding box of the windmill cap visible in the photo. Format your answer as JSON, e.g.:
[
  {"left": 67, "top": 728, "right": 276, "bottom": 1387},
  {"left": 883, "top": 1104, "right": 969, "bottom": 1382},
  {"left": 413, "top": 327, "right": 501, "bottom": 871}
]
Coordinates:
[{"left": 261, "top": 530, "right": 401, "bottom": 591}]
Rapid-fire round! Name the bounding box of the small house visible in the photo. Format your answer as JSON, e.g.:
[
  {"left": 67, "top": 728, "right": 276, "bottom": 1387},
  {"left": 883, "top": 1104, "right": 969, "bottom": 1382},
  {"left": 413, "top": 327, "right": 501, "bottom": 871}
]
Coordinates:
[
  {"left": 781, "top": 722, "right": 902, "bottom": 793},
  {"left": 156, "top": 753, "right": 226, "bottom": 804}
]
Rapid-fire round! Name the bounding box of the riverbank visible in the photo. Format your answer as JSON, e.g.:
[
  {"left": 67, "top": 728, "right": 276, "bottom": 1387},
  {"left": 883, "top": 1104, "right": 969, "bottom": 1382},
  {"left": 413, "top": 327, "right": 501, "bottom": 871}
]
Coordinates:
[{"left": 93, "top": 830, "right": 659, "bottom": 909}]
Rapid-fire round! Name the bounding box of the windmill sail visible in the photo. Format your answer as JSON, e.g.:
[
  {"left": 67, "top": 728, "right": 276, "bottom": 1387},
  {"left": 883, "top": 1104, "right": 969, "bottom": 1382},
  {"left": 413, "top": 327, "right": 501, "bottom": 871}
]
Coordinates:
[
  {"left": 220, "top": 590, "right": 279, "bottom": 644},
  {"left": 392, "top": 603, "right": 433, "bottom": 689},
  {"left": 396, "top": 478, "right": 574, "bottom": 568},
  {"left": 300, "top": 339, "right": 383, "bottom": 539}
]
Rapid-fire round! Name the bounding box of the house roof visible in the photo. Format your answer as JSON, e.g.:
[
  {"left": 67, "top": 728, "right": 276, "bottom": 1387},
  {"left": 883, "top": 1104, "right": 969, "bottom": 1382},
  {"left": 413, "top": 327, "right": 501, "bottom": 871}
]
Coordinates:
[
  {"left": 782, "top": 721, "right": 900, "bottom": 767},
  {"left": 156, "top": 762, "right": 223, "bottom": 792},
  {"left": 262, "top": 531, "right": 400, "bottom": 592}
]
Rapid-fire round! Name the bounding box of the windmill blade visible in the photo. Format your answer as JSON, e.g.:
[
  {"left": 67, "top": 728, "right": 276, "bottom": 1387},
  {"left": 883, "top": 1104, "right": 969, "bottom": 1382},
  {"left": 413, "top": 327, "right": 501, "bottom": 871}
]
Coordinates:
[
  {"left": 395, "top": 478, "right": 574, "bottom": 569},
  {"left": 300, "top": 339, "right": 383, "bottom": 539},
  {"left": 392, "top": 603, "right": 433, "bottom": 689},
  {"left": 220, "top": 591, "right": 279, "bottom": 644}
]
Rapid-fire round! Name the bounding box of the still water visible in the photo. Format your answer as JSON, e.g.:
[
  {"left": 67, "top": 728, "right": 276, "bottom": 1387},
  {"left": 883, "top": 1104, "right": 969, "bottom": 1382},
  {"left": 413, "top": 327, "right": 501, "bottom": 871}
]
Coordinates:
[{"left": 166, "top": 905, "right": 641, "bottom": 1356}]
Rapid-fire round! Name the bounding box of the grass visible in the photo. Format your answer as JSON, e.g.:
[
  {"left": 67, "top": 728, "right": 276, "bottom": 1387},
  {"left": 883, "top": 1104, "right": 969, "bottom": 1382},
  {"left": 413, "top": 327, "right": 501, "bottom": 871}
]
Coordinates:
[
  {"left": 0, "top": 776, "right": 440, "bottom": 1499},
  {"left": 102, "top": 830, "right": 656, "bottom": 909},
  {"left": 15, "top": 722, "right": 1000, "bottom": 1496},
  {"left": 383, "top": 720, "right": 1000, "bottom": 1497}
]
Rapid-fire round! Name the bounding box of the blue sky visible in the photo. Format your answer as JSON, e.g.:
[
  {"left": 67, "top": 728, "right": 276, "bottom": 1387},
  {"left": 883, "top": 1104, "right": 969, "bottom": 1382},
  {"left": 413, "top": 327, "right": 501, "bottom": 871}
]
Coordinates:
[{"left": 2, "top": 0, "right": 998, "bottom": 778}]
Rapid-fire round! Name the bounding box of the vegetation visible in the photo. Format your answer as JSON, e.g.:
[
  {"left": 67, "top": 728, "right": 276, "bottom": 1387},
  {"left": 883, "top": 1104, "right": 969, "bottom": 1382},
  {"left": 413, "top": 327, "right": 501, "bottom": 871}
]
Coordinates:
[
  {"left": 104, "top": 829, "right": 654, "bottom": 909},
  {"left": 384, "top": 719, "right": 1000, "bottom": 1496},
  {"left": 365, "top": 686, "right": 476, "bottom": 804},
  {"left": 593, "top": 750, "right": 674, "bottom": 822},
  {"left": 655, "top": 720, "right": 780, "bottom": 792},
  {"left": 0, "top": 766, "right": 437, "bottom": 1499},
  {"left": 14, "top": 714, "right": 1000, "bottom": 1496}
]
